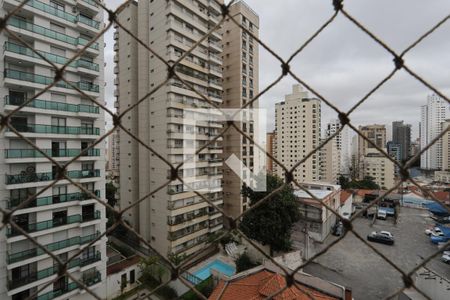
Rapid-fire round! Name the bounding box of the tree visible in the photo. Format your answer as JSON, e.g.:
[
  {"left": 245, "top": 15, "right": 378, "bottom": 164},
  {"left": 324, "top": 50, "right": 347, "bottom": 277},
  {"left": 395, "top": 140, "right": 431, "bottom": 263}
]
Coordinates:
[
  {"left": 339, "top": 176, "right": 380, "bottom": 190},
  {"left": 235, "top": 253, "right": 258, "bottom": 273},
  {"left": 240, "top": 174, "right": 300, "bottom": 255},
  {"left": 106, "top": 182, "right": 118, "bottom": 207}
]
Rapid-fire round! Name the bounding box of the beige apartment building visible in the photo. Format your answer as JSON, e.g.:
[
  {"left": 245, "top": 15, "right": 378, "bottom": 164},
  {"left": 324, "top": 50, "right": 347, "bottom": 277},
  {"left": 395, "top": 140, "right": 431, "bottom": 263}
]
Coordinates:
[
  {"left": 356, "top": 124, "right": 386, "bottom": 178},
  {"left": 274, "top": 85, "right": 321, "bottom": 182},
  {"left": 115, "top": 0, "right": 226, "bottom": 258},
  {"left": 107, "top": 129, "right": 120, "bottom": 174},
  {"left": 221, "top": 1, "right": 259, "bottom": 217},
  {"left": 363, "top": 149, "right": 395, "bottom": 189},
  {"left": 266, "top": 132, "right": 275, "bottom": 174},
  {"left": 320, "top": 137, "right": 339, "bottom": 184},
  {"left": 0, "top": 0, "right": 107, "bottom": 299}
]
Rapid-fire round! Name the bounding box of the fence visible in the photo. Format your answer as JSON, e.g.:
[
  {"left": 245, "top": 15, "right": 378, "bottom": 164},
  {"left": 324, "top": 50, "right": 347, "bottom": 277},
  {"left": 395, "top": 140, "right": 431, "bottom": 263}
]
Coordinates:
[{"left": 0, "top": 0, "right": 450, "bottom": 300}]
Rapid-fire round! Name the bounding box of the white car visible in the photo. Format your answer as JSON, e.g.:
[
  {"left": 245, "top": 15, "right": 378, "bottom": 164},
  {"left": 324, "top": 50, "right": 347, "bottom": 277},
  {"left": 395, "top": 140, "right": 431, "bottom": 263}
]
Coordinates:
[
  {"left": 443, "top": 250, "right": 450, "bottom": 256},
  {"left": 379, "top": 231, "right": 393, "bottom": 238},
  {"left": 441, "top": 254, "right": 450, "bottom": 264},
  {"left": 425, "top": 227, "right": 444, "bottom": 236}
]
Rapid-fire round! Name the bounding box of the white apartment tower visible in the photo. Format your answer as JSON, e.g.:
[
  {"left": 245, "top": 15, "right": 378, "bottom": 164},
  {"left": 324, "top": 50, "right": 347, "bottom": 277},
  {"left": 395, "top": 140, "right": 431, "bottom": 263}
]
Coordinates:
[
  {"left": 115, "top": 0, "right": 225, "bottom": 257},
  {"left": 0, "top": 1, "right": 107, "bottom": 299},
  {"left": 107, "top": 129, "right": 119, "bottom": 173},
  {"left": 324, "top": 119, "right": 351, "bottom": 175},
  {"left": 221, "top": 1, "right": 259, "bottom": 218},
  {"left": 274, "top": 85, "right": 321, "bottom": 182},
  {"left": 420, "top": 94, "right": 449, "bottom": 170}
]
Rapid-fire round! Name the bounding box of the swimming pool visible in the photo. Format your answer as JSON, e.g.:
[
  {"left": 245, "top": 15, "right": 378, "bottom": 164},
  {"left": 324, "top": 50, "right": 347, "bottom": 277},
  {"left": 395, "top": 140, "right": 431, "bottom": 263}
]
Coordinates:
[{"left": 193, "top": 259, "right": 235, "bottom": 280}]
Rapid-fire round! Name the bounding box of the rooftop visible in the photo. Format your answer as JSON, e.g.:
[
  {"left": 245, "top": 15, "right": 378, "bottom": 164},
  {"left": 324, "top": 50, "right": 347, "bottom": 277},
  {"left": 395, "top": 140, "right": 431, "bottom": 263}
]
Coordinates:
[
  {"left": 208, "top": 269, "right": 340, "bottom": 300},
  {"left": 340, "top": 191, "right": 352, "bottom": 205},
  {"left": 294, "top": 189, "right": 333, "bottom": 200}
]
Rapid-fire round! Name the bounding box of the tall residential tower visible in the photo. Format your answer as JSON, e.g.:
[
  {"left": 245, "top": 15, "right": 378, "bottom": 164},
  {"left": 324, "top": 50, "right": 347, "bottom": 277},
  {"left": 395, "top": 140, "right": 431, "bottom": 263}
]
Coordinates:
[
  {"left": 115, "top": 0, "right": 225, "bottom": 257},
  {"left": 1, "top": 0, "right": 107, "bottom": 299}
]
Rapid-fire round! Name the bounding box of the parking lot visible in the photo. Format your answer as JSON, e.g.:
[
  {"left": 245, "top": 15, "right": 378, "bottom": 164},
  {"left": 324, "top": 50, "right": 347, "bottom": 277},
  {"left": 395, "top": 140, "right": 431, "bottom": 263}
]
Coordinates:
[{"left": 303, "top": 207, "right": 450, "bottom": 300}]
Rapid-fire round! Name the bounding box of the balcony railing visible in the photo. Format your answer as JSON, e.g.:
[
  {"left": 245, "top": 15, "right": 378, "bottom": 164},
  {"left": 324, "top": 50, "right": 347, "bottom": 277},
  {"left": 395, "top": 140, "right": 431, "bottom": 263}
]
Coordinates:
[
  {"left": 6, "top": 169, "right": 100, "bottom": 185},
  {"left": 7, "top": 190, "right": 101, "bottom": 209},
  {"left": 168, "top": 223, "right": 208, "bottom": 241},
  {"left": 5, "top": 95, "right": 99, "bottom": 114},
  {"left": 12, "top": 0, "right": 100, "bottom": 30},
  {"left": 7, "top": 232, "right": 100, "bottom": 264},
  {"left": 77, "top": 14, "right": 100, "bottom": 29},
  {"left": 83, "top": 270, "right": 101, "bottom": 286},
  {"left": 168, "top": 211, "right": 208, "bottom": 225},
  {"left": 4, "top": 42, "right": 100, "bottom": 72},
  {"left": 82, "top": 210, "right": 101, "bottom": 222},
  {"left": 7, "top": 16, "right": 99, "bottom": 50},
  {"left": 4, "top": 69, "right": 100, "bottom": 92},
  {"left": 81, "top": 0, "right": 99, "bottom": 8},
  {"left": 7, "top": 215, "right": 82, "bottom": 237},
  {"left": 7, "top": 123, "right": 100, "bottom": 135},
  {"left": 5, "top": 148, "right": 100, "bottom": 159},
  {"left": 37, "top": 282, "right": 79, "bottom": 300}
]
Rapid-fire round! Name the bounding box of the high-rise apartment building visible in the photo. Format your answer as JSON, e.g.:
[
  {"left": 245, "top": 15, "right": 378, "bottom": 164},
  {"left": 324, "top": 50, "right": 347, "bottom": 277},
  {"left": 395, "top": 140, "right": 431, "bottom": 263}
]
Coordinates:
[
  {"left": 274, "top": 85, "right": 321, "bottom": 182},
  {"left": 266, "top": 132, "right": 274, "bottom": 174},
  {"left": 363, "top": 149, "right": 395, "bottom": 189},
  {"left": 392, "top": 121, "right": 411, "bottom": 161},
  {"left": 441, "top": 120, "right": 450, "bottom": 171},
  {"left": 324, "top": 119, "right": 351, "bottom": 175},
  {"left": 221, "top": 1, "right": 259, "bottom": 218},
  {"left": 320, "top": 137, "right": 339, "bottom": 184},
  {"left": 115, "top": 0, "right": 225, "bottom": 257},
  {"left": 0, "top": 0, "right": 107, "bottom": 299},
  {"left": 356, "top": 124, "right": 386, "bottom": 178},
  {"left": 420, "top": 94, "right": 449, "bottom": 170},
  {"left": 107, "top": 129, "right": 120, "bottom": 173}
]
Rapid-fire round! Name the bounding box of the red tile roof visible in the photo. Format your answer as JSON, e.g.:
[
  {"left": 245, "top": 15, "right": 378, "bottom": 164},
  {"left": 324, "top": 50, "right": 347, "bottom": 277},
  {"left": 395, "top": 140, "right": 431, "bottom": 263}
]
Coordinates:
[
  {"left": 107, "top": 255, "right": 140, "bottom": 275},
  {"left": 354, "top": 189, "right": 372, "bottom": 197},
  {"left": 208, "top": 270, "right": 339, "bottom": 300},
  {"left": 431, "top": 191, "right": 450, "bottom": 203},
  {"left": 340, "top": 191, "right": 352, "bottom": 205}
]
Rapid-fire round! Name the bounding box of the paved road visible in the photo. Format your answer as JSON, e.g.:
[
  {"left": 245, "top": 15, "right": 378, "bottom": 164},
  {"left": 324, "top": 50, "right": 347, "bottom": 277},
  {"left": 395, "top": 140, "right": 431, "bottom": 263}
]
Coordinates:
[{"left": 303, "top": 207, "right": 450, "bottom": 300}]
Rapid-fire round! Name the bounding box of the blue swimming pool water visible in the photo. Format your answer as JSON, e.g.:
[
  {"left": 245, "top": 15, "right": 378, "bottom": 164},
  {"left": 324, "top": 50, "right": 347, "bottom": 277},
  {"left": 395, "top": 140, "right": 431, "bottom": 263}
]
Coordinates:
[{"left": 193, "top": 259, "right": 235, "bottom": 280}]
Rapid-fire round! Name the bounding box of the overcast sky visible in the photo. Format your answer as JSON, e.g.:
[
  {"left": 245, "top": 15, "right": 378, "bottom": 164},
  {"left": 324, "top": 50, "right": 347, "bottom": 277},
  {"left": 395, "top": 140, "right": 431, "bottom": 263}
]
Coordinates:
[{"left": 103, "top": 0, "right": 450, "bottom": 140}]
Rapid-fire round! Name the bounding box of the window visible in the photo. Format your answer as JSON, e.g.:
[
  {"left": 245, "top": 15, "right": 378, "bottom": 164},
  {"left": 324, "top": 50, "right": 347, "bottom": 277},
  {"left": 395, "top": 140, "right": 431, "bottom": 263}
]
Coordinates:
[
  {"left": 50, "top": 0, "right": 64, "bottom": 11},
  {"left": 130, "top": 270, "right": 135, "bottom": 284},
  {"left": 50, "top": 46, "right": 65, "bottom": 57},
  {"left": 50, "top": 22, "right": 65, "bottom": 34}
]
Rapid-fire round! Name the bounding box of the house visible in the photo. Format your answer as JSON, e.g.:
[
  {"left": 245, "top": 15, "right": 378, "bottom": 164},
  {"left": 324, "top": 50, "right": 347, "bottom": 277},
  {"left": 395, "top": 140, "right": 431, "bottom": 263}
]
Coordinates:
[
  {"left": 208, "top": 261, "right": 351, "bottom": 300},
  {"left": 339, "top": 191, "right": 353, "bottom": 219},
  {"left": 293, "top": 183, "right": 341, "bottom": 242}
]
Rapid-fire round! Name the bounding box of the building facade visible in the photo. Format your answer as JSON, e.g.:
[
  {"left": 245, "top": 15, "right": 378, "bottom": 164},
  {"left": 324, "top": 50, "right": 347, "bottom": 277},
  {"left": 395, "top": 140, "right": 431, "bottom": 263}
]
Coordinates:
[
  {"left": 266, "top": 131, "right": 274, "bottom": 174},
  {"left": 107, "top": 129, "right": 120, "bottom": 173},
  {"left": 441, "top": 120, "right": 450, "bottom": 171},
  {"left": 221, "top": 1, "right": 259, "bottom": 218},
  {"left": 0, "top": 0, "right": 107, "bottom": 299},
  {"left": 356, "top": 124, "right": 386, "bottom": 178},
  {"left": 320, "top": 137, "right": 339, "bottom": 184},
  {"left": 420, "top": 94, "right": 448, "bottom": 170},
  {"left": 392, "top": 121, "right": 411, "bottom": 161},
  {"left": 363, "top": 149, "right": 395, "bottom": 189},
  {"left": 115, "top": 0, "right": 225, "bottom": 258},
  {"left": 324, "top": 119, "right": 351, "bottom": 175},
  {"left": 274, "top": 85, "right": 320, "bottom": 182}
]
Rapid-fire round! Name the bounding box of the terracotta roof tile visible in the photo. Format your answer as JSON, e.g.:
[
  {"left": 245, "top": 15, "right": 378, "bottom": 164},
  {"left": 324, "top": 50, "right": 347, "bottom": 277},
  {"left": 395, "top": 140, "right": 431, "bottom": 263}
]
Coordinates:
[
  {"left": 340, "top": 191, "right": 352, "bottom": 205},
  {"left": 208, "top": 270, "right": 339, "bottom": 300}
]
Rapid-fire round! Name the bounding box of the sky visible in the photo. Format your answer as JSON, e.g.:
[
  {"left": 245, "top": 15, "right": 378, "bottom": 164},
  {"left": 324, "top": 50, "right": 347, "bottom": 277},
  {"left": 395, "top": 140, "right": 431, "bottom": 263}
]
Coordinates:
[{"left": 102, "top": 0, "right": 450, "bottom": 140}]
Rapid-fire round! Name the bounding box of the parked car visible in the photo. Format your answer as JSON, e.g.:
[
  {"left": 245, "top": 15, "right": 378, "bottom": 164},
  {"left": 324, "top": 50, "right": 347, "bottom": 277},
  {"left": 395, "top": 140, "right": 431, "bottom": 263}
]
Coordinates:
[
  {"left": 377, "top": 210, "right": 387, "bottom": 220},
  {"left": 367, "top": 231, "right": 394, "bottom": 245},
  {"left": 425, "top": 227, "right": 444, "bottom": 236},
  {"left": 431, "top": 235, "right": 450, "bottom": 245},
  {"left": 441, "top": 254, "right": 450, "bottom": 264},
  {"left": 379, "top": 231, "right": 393, "bottom": 239}
]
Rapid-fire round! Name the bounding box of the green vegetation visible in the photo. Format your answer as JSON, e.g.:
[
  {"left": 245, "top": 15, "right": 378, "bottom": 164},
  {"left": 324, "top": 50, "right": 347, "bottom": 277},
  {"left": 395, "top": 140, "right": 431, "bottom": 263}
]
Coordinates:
[
  {"left": 180, "top": 276, "right": 214, "bottom": 300},
  {"left": 235, "top": 252, "right": 259, "bottom": 273},
  {"left": 139, "top": 256, "right": 178, "bottom": 300},
  {"left": 240, "top": 174, "right": 301, "bottom": 255},
  {"left": 339, "top": 175, "right": 380, "bottom": 190}
]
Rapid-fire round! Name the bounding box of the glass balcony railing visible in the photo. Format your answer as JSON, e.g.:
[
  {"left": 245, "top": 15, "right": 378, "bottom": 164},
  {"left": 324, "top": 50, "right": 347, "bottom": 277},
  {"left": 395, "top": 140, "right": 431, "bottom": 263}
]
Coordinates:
[
  {"left": 37, "top": 282, "right": 79, "bottom": 300},
  {"left": 81, "top": 0, "right": 99, "bottom": 8},
  {"left": 7, "top": 16, "right": 99, "bottom": 50},
  {"left": 5, "top": 148, "right": 101, "bottom": 158},
  {"left": 4, "top": 69, "right": 100, "bottom": 92},
  {"left": 14, "top": 0, "right": 101, "bottom": 30},
  {"left": 7, "top": 232, "right": 100, "bottom": 264},
  {"left": 7, "top": 211, "right": 100, "bottom": 237},
  {"left": 6, "top": 169, "right": 100, "bottom": 185},
  {"left": 7, "top": 190, "right": 101, "bottom": 209},
  {"left": 83, "top": 270, "right": 101, "bottom": 286},
  {"left": 4, "top": 42, "right": 100, "bottom": 72},
  {"left": 5, "top": 95, "right": 99, "bottom": 114},
  {"left": 7, "top": 214, "right": 82, "bottom": 237},
  {"left": 7, "top": 123, "right": 100, "bottom": 136}
]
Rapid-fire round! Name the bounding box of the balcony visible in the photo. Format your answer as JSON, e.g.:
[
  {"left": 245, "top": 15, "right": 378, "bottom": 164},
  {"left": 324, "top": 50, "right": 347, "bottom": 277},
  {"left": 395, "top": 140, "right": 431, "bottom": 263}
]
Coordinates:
[
  {"left": 4, "top": 69, "right": 100, "bottom": 93},
  {"left": 83, "top": 270, "right": 102, "bottom": 286},
  {"left": 5, "top": 148, "right": 100, "bottom": 159},
  {"left": 7, "top": 211, "right": 100, "bottom": 237},
  {"left": 168, "top": 211, "right": 208, "bottom": 226},
  {"left": 7, "top": 232, "right": 100, "bottom": 264},
  {"left": 168, "top": 223, "right": 208, "bottom": 241},
  {"left": 5, "top": 95, "right": 99, "bottom": 114},
  {"left": 5, "top": 169, "right": 100, "bottom": 185},
  {"left": 7, "top": 190, "right": 101, "bottom": 209},
  {"left": 37, "top": 282, "right": 79, "bottom": 300},
  {"left": 4, "top": 42, "right": 100, "bottom": 72},
  {"left": 7, "top": 0, "right": 100, "bottom": 30},
  {"left": 7, "top": 16, "right": 99, "bottom": 50},
  {"left": 7, "top": 123, "right": 100, "bottom": 136}
]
